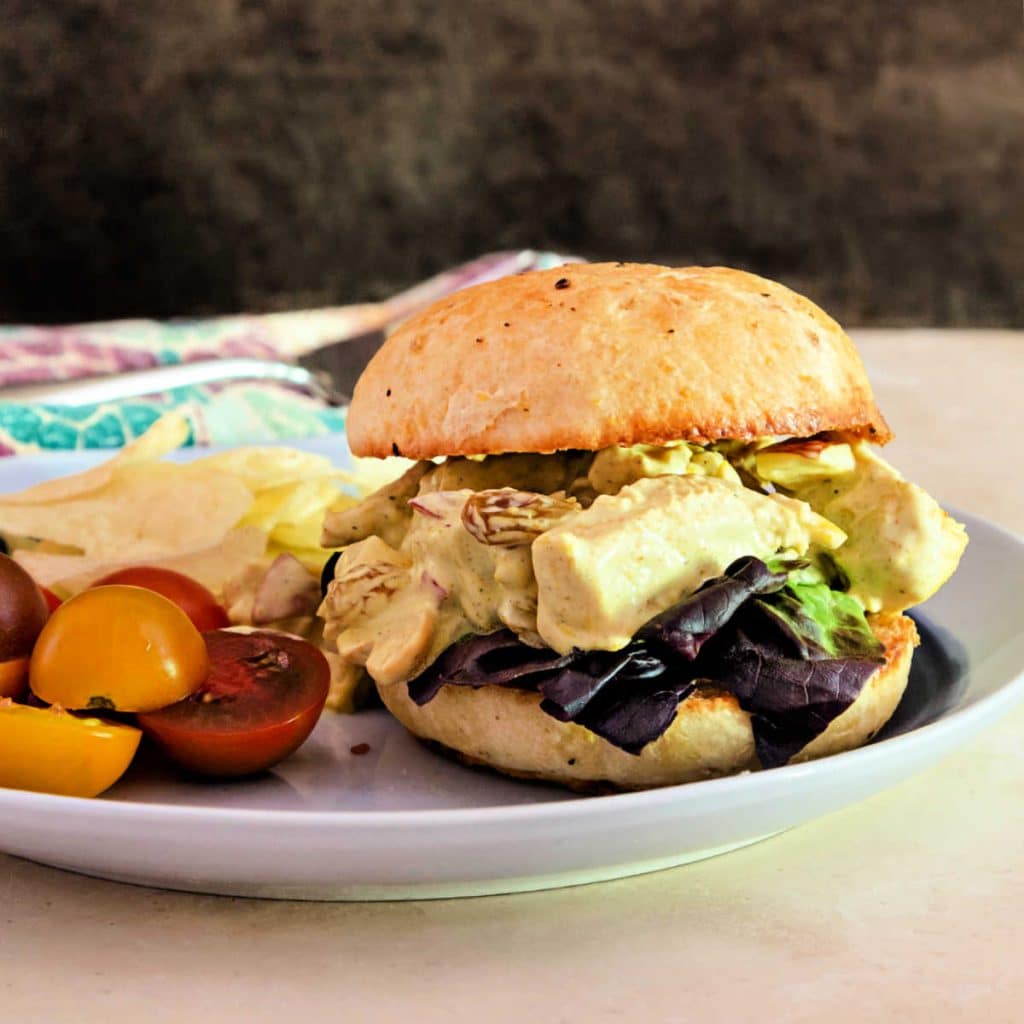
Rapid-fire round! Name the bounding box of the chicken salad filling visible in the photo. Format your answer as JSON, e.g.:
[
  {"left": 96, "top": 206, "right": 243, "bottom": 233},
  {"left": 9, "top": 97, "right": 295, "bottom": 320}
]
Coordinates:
[{"left": 318, "top": 437, "right": 967, "bottom": 742}]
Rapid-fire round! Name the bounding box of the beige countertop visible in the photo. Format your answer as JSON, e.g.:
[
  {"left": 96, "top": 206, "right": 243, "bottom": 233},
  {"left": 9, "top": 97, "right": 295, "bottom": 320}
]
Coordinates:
[{"left": 2, "top": 330, "right": 1022, "bottom": 1023}]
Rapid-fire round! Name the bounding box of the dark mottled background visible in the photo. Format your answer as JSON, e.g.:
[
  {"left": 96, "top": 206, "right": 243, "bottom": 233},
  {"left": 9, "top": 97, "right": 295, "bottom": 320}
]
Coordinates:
[{"left": 2, "top": 1, "right": 1022, "bottom": 325}]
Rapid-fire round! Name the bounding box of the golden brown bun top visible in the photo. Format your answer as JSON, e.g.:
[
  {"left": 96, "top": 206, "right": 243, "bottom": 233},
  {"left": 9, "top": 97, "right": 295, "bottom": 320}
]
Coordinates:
[{"left": 347, "top": 263, "right": 891, "bottom": 458}]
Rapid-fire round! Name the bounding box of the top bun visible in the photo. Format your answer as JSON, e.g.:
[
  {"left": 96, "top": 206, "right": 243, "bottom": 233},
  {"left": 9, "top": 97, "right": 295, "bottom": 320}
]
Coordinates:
[{"left": 347, "top": 263, "right": 891, "bottom": 459}]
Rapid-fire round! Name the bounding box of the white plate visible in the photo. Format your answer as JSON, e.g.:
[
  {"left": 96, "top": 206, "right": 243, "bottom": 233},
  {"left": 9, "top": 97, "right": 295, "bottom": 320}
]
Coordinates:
[{"left": 0, "top": 440, "right": 1021, "bottom": 900}]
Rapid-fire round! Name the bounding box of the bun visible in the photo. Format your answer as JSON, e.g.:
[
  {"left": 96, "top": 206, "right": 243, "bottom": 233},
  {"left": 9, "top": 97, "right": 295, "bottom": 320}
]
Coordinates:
[
  {"left": 348, "top": 263, "right": 891, "bottom": 459},
  {"left": 375, "top": 613, "right": 917, "bottom": 791}
]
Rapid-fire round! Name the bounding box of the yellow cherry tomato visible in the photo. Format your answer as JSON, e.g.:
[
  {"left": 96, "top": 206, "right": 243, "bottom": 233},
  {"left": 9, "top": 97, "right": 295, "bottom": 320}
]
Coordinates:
[
  {"left": 30, "top": 585, "right": 208, "bottom": 713},
  {"left": 0, "top": 702, "right": 141, "bottom": 797}
]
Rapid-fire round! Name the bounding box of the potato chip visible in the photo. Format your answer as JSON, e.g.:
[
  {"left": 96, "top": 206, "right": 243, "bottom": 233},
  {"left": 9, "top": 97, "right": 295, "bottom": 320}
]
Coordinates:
[
  {"left": 116, "top": 411, "right": 193, "bottom": 465},
  {"left": 17, "top": 525, "right": 268, "bottom": 598},
  {"left": 240, "top": 478, "right": 328, "bottom": 531},
  {"left": 0, "top": 414, "right": 400, "bottom": 626},
  {"left": 240, "top": 476, "right": 350, "bottom": 548},
  {"left": 0, "top": 412, "right": 190, "bottom": 506},
  {"left": 340, "top": 454, "right": 419, "bottom": 497},
  {"left": 0, "top": 462, "right": 252, "bottom": 561},
  {"left": 195, "top": 447, "right": 340, "bottom": 491},
  {"left": 271, "top": 515, "right": 336, "bottom": 552}
]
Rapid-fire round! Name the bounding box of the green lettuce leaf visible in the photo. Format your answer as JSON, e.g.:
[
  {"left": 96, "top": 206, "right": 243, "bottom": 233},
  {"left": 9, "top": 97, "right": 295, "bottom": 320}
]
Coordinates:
[{"left": 754, "top": 581, "right": 883, "bottom": 660}]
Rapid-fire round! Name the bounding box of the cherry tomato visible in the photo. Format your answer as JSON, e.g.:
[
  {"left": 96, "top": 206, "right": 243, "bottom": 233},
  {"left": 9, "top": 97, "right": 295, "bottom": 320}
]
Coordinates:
[
  {"left": 38, "top": 585, "right": 62, "bottom": 613},
  {"left": 91, "top": 566, "right": 229, "bottom": 632},
  {"left": 137, "top": 629, "right": 330, "bottom": 778},
  {"left": 30, "top": 585, "right": 208, "bottom": 713},
  {"left": 0, "top": 657, "right": 29, "bottom": 700},
  {"left": 0, "top": 553, "right": 49, "bottom": 662},
  {"left": 0, "top": 702, "right": 141, "bottom": 797}
]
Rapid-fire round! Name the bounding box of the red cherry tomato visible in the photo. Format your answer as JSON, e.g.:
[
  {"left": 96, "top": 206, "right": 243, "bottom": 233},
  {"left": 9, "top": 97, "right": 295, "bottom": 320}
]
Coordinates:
[
  {"left": 0, "top": 554, "right": 49, "bottom": 663},
  {"left": 37, "top": 586, "right": 62, "bottom": 613},
  {"left": 137, "top": 630, "right": 330, "bottom": 778},
  {"left": 91, "top": 566, "right": 229, "bottom": 632}
]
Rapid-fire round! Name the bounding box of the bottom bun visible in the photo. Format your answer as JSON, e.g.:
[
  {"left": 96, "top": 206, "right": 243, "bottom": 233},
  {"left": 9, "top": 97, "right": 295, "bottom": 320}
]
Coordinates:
[{"left": 376, "top": 614, "right": 919, "bottom": 792}]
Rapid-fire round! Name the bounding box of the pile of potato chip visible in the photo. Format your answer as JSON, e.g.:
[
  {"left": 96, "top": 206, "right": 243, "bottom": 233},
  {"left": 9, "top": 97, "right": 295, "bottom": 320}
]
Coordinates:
[{"left": 0, "top": 413, "right": 361, "bottom": 600}]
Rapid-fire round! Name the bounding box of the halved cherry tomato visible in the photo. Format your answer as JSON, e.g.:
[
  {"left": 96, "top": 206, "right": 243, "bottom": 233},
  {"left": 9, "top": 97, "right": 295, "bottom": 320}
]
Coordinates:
[
  {"left": 91, "top": 566, "right": 229, "bottom": 632},
  {"left": 30, "top": 585, "right": 208, "bottom": 712},
  {"left": 0, "top": 553, "right": 49, "bottom": 662},
  {"left": 137, "top": 629, "right": 330, "bottom": 777},
  {"left": 38, "top": 585, "right": 62, "bottom": 614},
  {"left": 0, "top": 657, "right": 29, "bottom": 700},
  {"left": 0, "top": 701, "right": 141, "bottom": 797}
]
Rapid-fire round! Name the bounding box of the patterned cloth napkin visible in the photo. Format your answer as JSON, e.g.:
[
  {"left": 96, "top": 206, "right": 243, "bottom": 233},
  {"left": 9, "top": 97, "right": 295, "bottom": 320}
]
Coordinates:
[{"left": 0, "top": 251, "right": 576, "bottom": 455}]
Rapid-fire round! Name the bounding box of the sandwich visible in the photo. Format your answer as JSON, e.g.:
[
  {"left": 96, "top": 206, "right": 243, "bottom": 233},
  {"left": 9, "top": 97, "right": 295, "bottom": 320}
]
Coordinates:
[{"left": 318, "top": 263, "right": 967, "bottom": 790}]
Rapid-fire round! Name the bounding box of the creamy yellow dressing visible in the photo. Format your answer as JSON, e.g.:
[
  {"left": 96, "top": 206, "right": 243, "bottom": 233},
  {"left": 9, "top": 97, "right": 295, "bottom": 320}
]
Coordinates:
[
  {"left": 320, "top": 488, "right": 542, "bottom": 685},
  {"left": 789, "top": 443, "right": 967, "bottom": 613},
  {"left": 420, "top": 451, "right": 589, "bottom": 497}
]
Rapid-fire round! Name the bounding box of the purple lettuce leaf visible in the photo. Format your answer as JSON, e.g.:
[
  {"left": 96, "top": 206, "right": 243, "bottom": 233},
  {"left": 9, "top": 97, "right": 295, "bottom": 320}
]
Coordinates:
[
  {"left": 537, "top": 647, "right": 693, "bottom": 754},
  {"left": 538, "top": 648, "right": 664, "bottom": 720},
  {"left": 640, "top": 555, "right": 787, "bottom": 660},
  {"left": 408, "top": 631, "right": 573, "bottom": 705},
  {"left": 715, "top": 624, "right": 885, "bottom": 767},
  {"left": 562, "top": 677, "right": 696, "bottom": 755}
]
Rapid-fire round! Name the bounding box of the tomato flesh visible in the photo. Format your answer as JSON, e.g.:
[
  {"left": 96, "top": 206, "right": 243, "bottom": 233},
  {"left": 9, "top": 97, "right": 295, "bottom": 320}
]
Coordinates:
[
  {"left": 91, "top": 566, "right": 229, "bottom": 632},
  {"left": 30, "top": 585, "right": 208, "bottom": 712},
  {"left": 0, "top": 702, "right": 141, "bottom": 797},
  {"left": 137, "top": 630, "right": 330, "bottom": 777}
]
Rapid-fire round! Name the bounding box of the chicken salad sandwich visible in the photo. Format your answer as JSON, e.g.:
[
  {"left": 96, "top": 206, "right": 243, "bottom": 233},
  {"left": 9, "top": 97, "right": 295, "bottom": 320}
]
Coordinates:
[{"left": 319, "top": 263, "right": 967, "bottom": 790}]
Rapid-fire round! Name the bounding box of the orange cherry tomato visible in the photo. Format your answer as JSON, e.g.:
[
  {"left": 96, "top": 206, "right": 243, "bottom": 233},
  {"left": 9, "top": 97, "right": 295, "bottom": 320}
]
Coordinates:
[
  {"left": 91, "top": 566, "right": 229, "bottom": 632},
  {"left": 0, "top": 657, "right": 29, "bottom": 700},
  {"left": 30, "top": 585, "right": 208, "bottom": 713},
  {"left": 137, "top": 629, "right": 330, "bottom": 778},
  {"left": 0, "top": 702, "right": 141, "bottom": 798}
]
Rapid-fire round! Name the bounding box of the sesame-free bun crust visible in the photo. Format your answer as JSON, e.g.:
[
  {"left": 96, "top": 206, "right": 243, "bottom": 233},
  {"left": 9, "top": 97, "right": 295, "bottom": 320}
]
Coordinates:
[
  {"left": 348, "top": 263, "right": 891, "bottom": 459},
  {"left": 375, "top": 614, "right": 917, "bottom": 791}
]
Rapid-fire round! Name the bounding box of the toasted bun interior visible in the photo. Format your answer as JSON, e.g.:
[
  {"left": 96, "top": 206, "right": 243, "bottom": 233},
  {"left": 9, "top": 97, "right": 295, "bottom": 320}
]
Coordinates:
[
  {"left": 348, "top": 263, "right": 890, "bottom": 459},
  {"left": 375, "top": 614, "right": 918, "bottom": 791}
]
